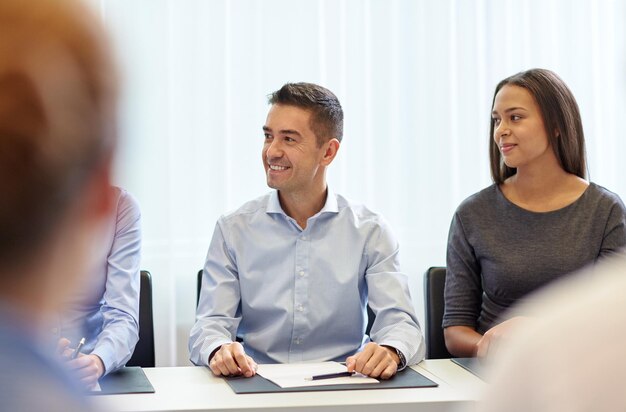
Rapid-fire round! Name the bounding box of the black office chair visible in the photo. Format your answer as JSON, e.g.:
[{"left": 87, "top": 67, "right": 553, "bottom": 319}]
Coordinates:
[
  {"left": 197, "top": 269, "right": 376, "bottom": 336},
  {"left": 196, "top": 269, "right": 202, "bottom": 307},
  {"left": 365, "top": 306, "right": 375, "bottom": 337},
  {"left": 127, "top": 270, "right": 155, "bottom": 368},
  {"left": 423, "top": 266, "right": 452, "bottom": 359}
]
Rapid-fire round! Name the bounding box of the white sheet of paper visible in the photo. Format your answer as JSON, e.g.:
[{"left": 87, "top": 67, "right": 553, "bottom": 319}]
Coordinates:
[{"left": 257, "top": 361, "right": 379, "bottom": 388}]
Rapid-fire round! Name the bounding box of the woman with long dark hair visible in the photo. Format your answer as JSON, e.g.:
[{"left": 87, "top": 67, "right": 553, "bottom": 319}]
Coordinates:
[{"left": 443, "top": 68, "right": 626, "bottom": 358}]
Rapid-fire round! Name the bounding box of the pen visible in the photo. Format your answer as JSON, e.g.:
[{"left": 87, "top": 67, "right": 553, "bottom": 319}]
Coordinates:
[
  {"left": 71, "top": 337, "right": 86, "bottom": 360},
  {"left": 307, "top": 371, "right": 355, "bottom": 381}
]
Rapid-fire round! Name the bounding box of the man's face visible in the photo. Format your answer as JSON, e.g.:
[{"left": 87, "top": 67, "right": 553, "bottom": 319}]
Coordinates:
[{"left": 262, "top": 104, "right": 328, "bottom": 195}]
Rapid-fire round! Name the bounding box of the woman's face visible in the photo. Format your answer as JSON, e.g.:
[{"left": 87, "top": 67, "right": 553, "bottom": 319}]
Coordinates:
[{"left": 491, "top": 84, "right": 556, "bottom": 171}]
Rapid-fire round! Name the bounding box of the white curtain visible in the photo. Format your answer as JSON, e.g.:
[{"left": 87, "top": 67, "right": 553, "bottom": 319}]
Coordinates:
[{"left": 88, "top": 0, "right": 626, "bottom": 366}]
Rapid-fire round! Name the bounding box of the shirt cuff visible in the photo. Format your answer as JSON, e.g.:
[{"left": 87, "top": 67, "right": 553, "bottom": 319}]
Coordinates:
[
  {"left": 199, "top": 339, "right": 232, "bottom": 367},
  {"left": 91, "top": 347, "right": 112, "bottom": 376}
]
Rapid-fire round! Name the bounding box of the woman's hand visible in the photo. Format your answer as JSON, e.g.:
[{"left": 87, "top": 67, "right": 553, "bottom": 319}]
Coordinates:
[{"left": 476, "top": 316, "right": 529, "bottom": 358}]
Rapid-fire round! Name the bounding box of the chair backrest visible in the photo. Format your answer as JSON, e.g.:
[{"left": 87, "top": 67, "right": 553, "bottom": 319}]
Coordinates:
[
  {"left": 365, "top": 306, "right": 375, "bottom": 337},
  {"left": 423, "top": 266, "right": 452, "bottom": 359},
  {"left": 196, "top": 269, "right": 202, "bottom": 307},
  {"left": 197, "top": 269, "right": 376, "bottom": 336},
  {"left": 126, "top": 270, "right": 155, "bottom": 368}
]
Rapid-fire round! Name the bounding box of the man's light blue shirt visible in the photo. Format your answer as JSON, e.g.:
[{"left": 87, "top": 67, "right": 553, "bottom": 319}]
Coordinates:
[
  {"left": 189, "top": 189, "right": 424, "bottom": 366},
  {"left": 57, "top": 187, "right": 141, "bottom": 375}
]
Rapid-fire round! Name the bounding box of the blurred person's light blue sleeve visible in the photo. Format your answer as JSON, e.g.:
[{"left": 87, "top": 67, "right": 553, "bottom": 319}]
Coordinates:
[{"left": 91, "top": 189, "right": 141, "bottom": 374}]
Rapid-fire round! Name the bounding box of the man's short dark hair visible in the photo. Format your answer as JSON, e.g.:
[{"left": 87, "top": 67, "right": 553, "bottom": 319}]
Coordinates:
[{"left": 268, "top": 82, "right": 343, "bottom": 146}]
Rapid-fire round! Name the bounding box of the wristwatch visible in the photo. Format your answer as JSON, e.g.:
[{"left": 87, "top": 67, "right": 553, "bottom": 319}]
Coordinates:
[{"left": 395, "top": 348, "right": 407, "bottom": 370}]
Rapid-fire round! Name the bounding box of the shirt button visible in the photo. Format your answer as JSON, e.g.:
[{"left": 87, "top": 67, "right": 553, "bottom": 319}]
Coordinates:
[
  {"left": 294, "top": 338, "right": 302, "bottom": 345},
  {"left": 296, "top": 304, "right": 304, "bottom": 312},
  {"left": 301, "top": 236, "right": 307, "bottom": 241},
  {"left": 299, "top": 271, "right": 305, "bottom": 277}
]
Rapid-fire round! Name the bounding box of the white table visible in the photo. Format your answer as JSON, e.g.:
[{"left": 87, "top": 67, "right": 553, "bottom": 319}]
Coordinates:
[{"left": 94, "top": 359, "right": 485, "bottom": 412}]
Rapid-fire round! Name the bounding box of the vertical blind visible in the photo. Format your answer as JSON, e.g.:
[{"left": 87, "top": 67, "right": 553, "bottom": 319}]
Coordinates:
[{"left": 88, "top": 0, "right": 625, "bottom": 366}]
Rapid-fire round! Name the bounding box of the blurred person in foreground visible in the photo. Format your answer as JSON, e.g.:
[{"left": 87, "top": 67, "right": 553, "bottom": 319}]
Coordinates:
[
  {"left": 0, "top": 0, "right": 118, "bottom": 410},
  {"left": 477, "top": 252, "right": 626, "bottom": 411}
]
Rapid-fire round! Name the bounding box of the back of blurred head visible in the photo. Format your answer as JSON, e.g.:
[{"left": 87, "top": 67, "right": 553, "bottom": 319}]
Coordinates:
[{"left": 0, "top": 0, "right": 117, "bottom": 320}]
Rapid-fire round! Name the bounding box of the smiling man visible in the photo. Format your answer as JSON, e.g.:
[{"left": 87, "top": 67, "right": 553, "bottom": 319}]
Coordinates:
[{"left": 189, "top": 83, "right": 424, "bottom": 379}]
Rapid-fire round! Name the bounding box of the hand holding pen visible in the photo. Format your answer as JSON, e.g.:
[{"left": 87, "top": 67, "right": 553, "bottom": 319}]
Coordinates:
[
  {"left": 71, "top": 337, "right": 86, "bottom": 359},
  {"left": 61, "top": 337, "right": 105, "bottom": 389}
]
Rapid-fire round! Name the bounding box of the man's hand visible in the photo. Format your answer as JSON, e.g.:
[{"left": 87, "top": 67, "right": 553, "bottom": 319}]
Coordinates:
[
  {"left": 209, "top": 342, "right": 257, "bottom": 378},
  {"left": 345, "top": 342, "right": 399, "bottom": 380},
  {"left": 67, "top": 354, "right": 105, "bottom": 389},
  {"left": 476, "top": 316, "right": 529, "bottom": 358}
]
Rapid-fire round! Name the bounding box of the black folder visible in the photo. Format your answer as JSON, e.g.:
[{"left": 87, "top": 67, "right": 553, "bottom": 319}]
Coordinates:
[
  {"left": 225, "top": 367, "right": 438, "bottom": 394},
  {"left": 451, "top": 358, "right": 486, "bottom": 381},
  {"left": 91, "top": 366, "right": 155, "bottom": 395}
]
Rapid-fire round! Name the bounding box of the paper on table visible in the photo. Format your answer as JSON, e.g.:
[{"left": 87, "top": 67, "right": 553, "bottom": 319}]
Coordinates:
[{"left": 257, "top": 361, "right": 379, "bottom": 388}]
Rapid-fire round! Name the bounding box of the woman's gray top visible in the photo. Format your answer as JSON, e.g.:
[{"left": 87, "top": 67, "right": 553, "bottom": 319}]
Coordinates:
[{"left": 443, "top": 183, "right": 626, "bottom": 334}]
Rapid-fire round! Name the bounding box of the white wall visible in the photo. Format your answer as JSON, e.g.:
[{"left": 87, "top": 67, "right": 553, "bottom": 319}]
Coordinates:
[{"left": 89, "top": 0, "right": 626, "bottom": 366}]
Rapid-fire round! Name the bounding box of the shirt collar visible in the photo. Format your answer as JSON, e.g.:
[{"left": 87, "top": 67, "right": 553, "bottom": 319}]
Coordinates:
[{"left": 266, "top": 188, "right": 339, "bottom": 217}]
